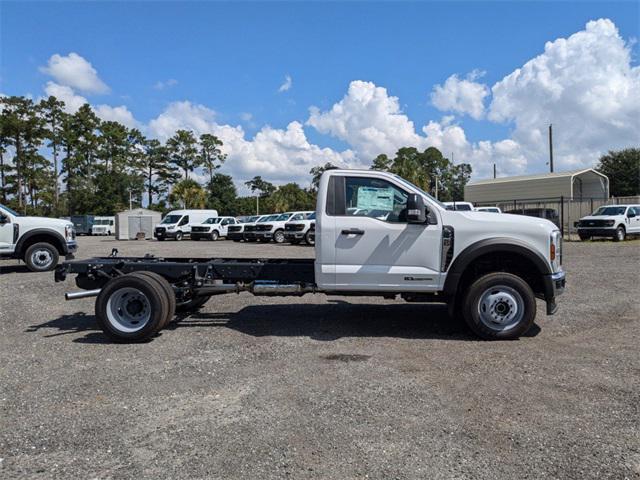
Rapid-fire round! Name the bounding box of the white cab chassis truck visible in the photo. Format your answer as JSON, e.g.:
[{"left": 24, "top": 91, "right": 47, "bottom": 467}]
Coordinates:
[
  {"left": 56, "top": 170, "right": 565, "bottom": 342},
  {"left": 1, "top": 204, "right": 77, "bottom": 272}
]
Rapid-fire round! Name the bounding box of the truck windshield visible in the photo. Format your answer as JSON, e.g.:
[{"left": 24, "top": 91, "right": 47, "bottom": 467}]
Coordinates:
[
  {"left": 259, "top": 215, "right": 278, "bottom": 222},
  {"left": 276, "top": 213, "right": 292, "bottom": 221},
  {"left": 392, "top": 175, "right": 446, "bottom": 209},
  {"left": 161, "top": 215, "right": 182, "bottom": 224},
  {"left": 203, "top": 218, "right": 221, "bottom": 224},
  {"left": 0, "top": 204, "right": 21, "bottom": 216},
  {"left": 592, "top": 206, "right": 626, "bottom": 216},
  {"left": 289, "top": 213, "right": 306, "bottom": 221}
]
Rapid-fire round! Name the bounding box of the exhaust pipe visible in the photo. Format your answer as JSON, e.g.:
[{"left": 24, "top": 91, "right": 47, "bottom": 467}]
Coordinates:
[
  {"left": 65, "top": 289, "right": 101, "bottom": 301},
  {"left": 250, "top": 282, "right": 314, "bottom": 296}
]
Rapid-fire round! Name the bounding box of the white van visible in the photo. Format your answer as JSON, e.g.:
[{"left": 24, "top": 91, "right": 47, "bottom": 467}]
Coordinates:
[
  {"left": 153, "top": 209, "right": 218, "bottom": 241},
  {"left": 91, "top": 216, "right": 115, "bottom": 235}
]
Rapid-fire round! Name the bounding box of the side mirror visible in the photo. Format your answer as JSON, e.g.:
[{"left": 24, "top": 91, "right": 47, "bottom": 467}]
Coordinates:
[
  {"left": 406, "top": 194, "right": 427, "bottom": 223},
  {"left": 0, "top": 214, "right": 8, "bottom": 224}
]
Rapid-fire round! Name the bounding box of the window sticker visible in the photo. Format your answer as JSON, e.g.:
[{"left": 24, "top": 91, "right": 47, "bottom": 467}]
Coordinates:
[{"left": 356, "top": 186, "right": 394, "bottom": 211}]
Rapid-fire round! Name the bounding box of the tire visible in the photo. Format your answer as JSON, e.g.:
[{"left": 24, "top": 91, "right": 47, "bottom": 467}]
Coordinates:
[
  {"left": 613, "top": 226, "right": 625, "bottom": 242},
  {"left": 157, "top": 237, "right": 165, "bottom": 242},
  {"left": 578, "top": 234, "right": 590, "bottom": 241},
  {"left": 175, "top": 231, "right": 183, "bottom": 241},
  {"left": 462, "top": 272, "right": 536, "bottom": 340},
  {"left": 305, "top": 230, "right": 315, "bottom": 246},
  {"left": 176, "top": 295, "right": 211, "bottom": 313},
  {"left": 129, "top": 272, "right": 176, "bottom": 327},
  {"left": 95, "top": 274, "right": 169, "bottom": 342},
  {"left": 273, "top": 229, "right": 285, "bottom": 244},
  {"left": 211, "top": 230, "right": 219, "bottom": 241},
  {"left": 24, "top": 242, "right": 59, "bottom": 272}
]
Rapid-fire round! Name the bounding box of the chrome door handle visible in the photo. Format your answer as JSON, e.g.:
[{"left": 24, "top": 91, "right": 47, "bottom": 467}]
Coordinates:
[{"left": 341, "top": 228, "right": 365, "bottom": 235}]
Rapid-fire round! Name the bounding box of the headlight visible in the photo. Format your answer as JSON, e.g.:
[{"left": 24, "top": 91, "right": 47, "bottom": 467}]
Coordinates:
[
  {"left": 605, "top": 220, "right": 615, "bottom": 227},
  {"left": 65, "top": 225, "right": 75, "bottom": 241},
  {"left": 550, "top": 230, "right": 562, "bottom": 272}
]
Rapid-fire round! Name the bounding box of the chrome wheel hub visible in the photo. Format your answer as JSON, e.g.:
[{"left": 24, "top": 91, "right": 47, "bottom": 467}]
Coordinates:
[
  {"left": 478, "top": 285, "right": 524, "bottom": 332},
  {"left": 32, "top": 249, "right": 53, "bottom": 268},
  {"left": 106, "top": 287, "right": 151, "bottom": 333}
]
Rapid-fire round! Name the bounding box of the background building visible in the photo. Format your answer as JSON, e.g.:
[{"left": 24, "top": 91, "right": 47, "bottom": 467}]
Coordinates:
[{"left": 115, "top": 208, "right": 162, "bottom": 240}]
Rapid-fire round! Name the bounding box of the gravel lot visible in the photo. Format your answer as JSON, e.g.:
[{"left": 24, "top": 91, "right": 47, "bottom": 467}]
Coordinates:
[{"left": 1, "top": 236, "right": 639, "bottom": 479}]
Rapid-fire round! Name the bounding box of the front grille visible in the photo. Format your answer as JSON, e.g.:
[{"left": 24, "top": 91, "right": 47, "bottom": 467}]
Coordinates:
[
  {"left": 579, "top": 219, "right": 609, "bottom": 227},
  {"left": 228, "top": 225, "right": 243, "bottom": 233},
  {"left": 285, "top": 223, "right": 305, "bottom": 231},
  {"left": 256, "top": 224, "right": 272, "bottom": 232},
  {"left": 155, "top": 227, "right": 166, "bottom": 234},
  {"left": 191, "top": 226, "right": 210, "bottom": 233},
  {"left": 245, "top": 225, "right": 256, "bottom": 232}
]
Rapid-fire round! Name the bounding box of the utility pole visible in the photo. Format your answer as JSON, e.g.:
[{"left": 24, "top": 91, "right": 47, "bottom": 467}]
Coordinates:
[
  {"left": 435, "top": 175, "right": 439, "bottom": 200},
  {"left": 548, "top": 124, "right": 554, "bottom": 173},
  {"left": 256, "top": 195, "right": 259, "bottom": 215},
  {"left": 129, "top": 190, "right": 133, "bottom": 211},
  {"left": 493, "top": 163, "right": 496, "bottom": 179}
]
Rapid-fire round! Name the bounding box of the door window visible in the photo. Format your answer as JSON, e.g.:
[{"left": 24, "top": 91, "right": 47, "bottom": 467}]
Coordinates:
[
  {"left": 179, "top": 215, "right": 189, "bottom": 226},
  {"left": 344, "top": 177, "right": 408, "bottom": 223}
]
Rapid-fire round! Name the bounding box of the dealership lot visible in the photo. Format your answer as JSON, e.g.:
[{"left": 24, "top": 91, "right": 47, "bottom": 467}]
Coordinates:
[{"left": 1, "top": 237, "right": 638, "bottom": 479}]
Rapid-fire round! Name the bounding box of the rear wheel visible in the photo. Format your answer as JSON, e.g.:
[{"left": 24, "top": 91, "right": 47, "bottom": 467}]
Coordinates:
[
  {"left": 462, "top": 272, "right": 536, "bottom": 340},
  {"left": 273, "top": 229, "right": 285, "bottom": 244},
  {"left": 24, "top": 242, "right": 59, "bottom": 272},
  {"left": 614, "top": 226, "right": 625, "bottom": 242},
  {"left": 95, "top": 274, "right": 169, "bottom": 342},
  {"left": 129, "top": 271, "right": 176, "bottom": 327}
]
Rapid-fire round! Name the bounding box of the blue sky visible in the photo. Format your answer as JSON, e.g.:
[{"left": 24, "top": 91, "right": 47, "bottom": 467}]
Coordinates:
[{"left": 1, "top": 1, "right": 639, "bottom": 185}]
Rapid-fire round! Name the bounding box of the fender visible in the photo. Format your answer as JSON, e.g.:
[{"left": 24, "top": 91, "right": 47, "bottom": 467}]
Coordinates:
[
  {"left": 443, "top": 237, "right": 551, "bottom": 297},
  {"left": 15, "top": 228, "right": 67, "bottom": 255}
]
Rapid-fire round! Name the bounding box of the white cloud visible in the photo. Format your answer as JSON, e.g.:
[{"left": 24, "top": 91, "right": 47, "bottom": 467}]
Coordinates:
[
  {"left": 307, "top": 80, "right": 429, "bottom": 160},
  {"left": 40, "top": 53, "right": 109, "bottom": 94},
  {"left": 147, "top": 101, "right": 355, "bottom": 185},
  {"left": 278, "top": 74, "right": 293, "bottom": 92},
  {"left": 153, "top": 79, "right": 178, "bottom": 90},
  {"left": 431, "top": 72, "right": 489, "bottom": 119},
  {"left": 488, "top": 18, "right": 640, "bottom": 171},
  {"left": 93, "top": 105, "right": 139, "bottom": 128},
  {"left": 44, "top": 81, "right": 87, "bottom": 113}
]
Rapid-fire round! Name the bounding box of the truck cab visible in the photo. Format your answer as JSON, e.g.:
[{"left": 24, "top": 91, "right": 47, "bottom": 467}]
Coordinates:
[
  {"left": 91, "top": 216, "right": 115, "bottom": 236},
  {"left": 191, "top": 216, "right": 238, "bottom": 241}
]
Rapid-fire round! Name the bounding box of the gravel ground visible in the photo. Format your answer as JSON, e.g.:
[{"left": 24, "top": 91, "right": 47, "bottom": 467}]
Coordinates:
[{"left": 1, "top": 236, "right": 639, "bottom": 479}]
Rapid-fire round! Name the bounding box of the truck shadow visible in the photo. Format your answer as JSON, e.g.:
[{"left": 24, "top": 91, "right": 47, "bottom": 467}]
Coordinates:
[
  {"left": 0, "top": 264, "right": 30, "bottom": 274},
  {"left": 31, "top": 304, "right": 541, "bottom": 343}
]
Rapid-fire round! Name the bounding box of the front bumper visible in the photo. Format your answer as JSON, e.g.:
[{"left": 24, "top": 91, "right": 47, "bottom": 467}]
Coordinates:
[
  {"left": 154, "top": 229, "right": 178, "bottom": 239},
  {"left": 255, "top": 232, "right": 273, "bottom": 240},
  {"left": 190, "top": 232, "right": 211, "bottom": 240},
  {"left": 284, "top": 232, "right": 305, "bottom": 241},
  {"left": 577, "top": 227, "right": 616, "bottom": 237},
  {"left": 64, "top": 240, "right": 78, "bottom": 257},
  {"left": 542, "top": 270, "right": 566, "bottom": 315},
  {"left": 227, "top": 232, "right": 244, "bottom": 240}
]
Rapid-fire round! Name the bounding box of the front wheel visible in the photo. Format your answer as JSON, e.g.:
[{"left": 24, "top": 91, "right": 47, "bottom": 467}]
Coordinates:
[
  {"left": 614, "top": 226, "right": 625, "bottom": 242},
  {"left": 24, "top": 242, "right": 59, "bottom": 272},
  {"left": 175, "top": 231, "right": 183, "bottom": 241},
  {"left": 578, "top": 233, "right": 590, "bottom": 241},
  {"left": 305, "top": 230, "right": 315, "bottom": 246},
  {"left": 211, "top": 230, "right": 219, "bottom": 241},
  {"left": 462, "top": 272, "right": 536, "bottom": 340},
  {"left": 273, "top": 229, "right": 285, "bottom": 244}
]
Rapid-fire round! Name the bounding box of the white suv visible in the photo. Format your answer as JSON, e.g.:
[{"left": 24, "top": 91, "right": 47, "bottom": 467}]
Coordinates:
[
  {"left": 190, "top": 216, "right": 238, "bottom": 241},
  {"left": 284, "top": 212, "right": 315, "bottom": 245},
  {"left": 577, "top": 204, "right": 640, "bottom": 241},
  {"left": 255, "top": 211, "right": 314, "bottom": 243},
  {"left": 0, "top": 204, "right": 77, "bottom": 271}
]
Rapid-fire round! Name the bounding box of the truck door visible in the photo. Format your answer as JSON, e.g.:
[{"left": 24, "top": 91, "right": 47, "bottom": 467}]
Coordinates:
[
  {"left": 0, "top": 212, "right": 15, "bottom": 251},
  {"left": 325, "top": 175, "right": 443, "bottom": 291}
]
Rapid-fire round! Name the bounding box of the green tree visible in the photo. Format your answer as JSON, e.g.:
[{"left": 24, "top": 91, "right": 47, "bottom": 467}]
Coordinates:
[
  {"left": 597, "top": 148, "right": 640, "bottom": 197},
  {"left": 244, "top": 175, "right": 275, "bottom": 197},
  {"left": 199, "top": 133, "right": 226, "bottom": 185},
  {"left": 39, "top": 96, "right": 66, "bottom": 207},
  {"left": 141, "top": 139, "right": 179, "bottom": 207},
  {"left": 97, "top": 121, "right": 129, "bottom": 172},
  {"left": 267, "top": 183, "right": 315, "bottom": 212},
  {"left": 0, "top": 110, "right": 14, "bottom": 203},
  {"left": 309, "top": 162, "right": 337, "bottom": 192},
  {"left": 169, "top": 179, "right": 206, "bottom": 209},
  {"left": 167, "top": 129, "right": 199, "bottom": 180},
  {"left": 370, "top": 153, "right": 392, "bottom": 172},
  {"left": 206, "top": 173, "right": 237, "bottom": 214}
]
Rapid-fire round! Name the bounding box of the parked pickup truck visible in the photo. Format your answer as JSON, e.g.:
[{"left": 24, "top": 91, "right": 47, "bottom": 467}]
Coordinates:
[
  {"left": 577, "top": 204, "right": 640, "bottom": 241},
  {"left": 56, "top": 169, "right": 565, "bottom": 342},
  {"left": 284, "top": 212, "right": 316, "bottom": 245},
  {"left": 1, "top": 204, "right": 77, "bottom": 271},
  {"left": 254, "top": 211, "right": 314, "bottom": 243}
]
